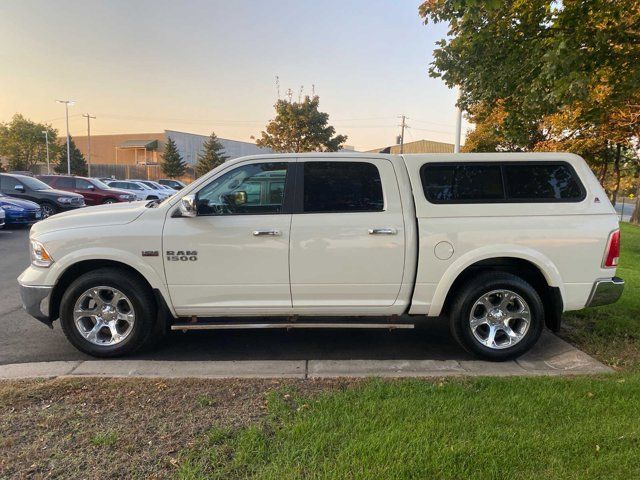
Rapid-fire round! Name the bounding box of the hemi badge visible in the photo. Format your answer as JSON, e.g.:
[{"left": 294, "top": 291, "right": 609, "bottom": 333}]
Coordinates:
[{"left": 142, "top": 250, "right": 159, "bottom": 257}]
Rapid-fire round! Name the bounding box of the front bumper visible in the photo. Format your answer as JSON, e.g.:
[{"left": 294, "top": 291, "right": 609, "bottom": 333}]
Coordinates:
[
  {"left": 586, "top": 277, "right": 625, "bottom": 308},
  {"left": 18, "top": 282, "right": 53, "bottom": 327},
  {"left": 6, "top": 209, "right": 42, "bottom": 224}
]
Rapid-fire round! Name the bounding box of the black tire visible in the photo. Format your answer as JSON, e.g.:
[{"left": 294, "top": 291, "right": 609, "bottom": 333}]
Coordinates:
[
  {"left": 102, "top": 198, "right": 117, "bottom": 204},
  {"left": 449, "top": 272, "right": 544, "bottom": 361},
  {"left": 59, "top": 268, "right": 156, "bottom": 357},
  {"left": 40, "top": 202, "right": 57, "bottom": 218}
]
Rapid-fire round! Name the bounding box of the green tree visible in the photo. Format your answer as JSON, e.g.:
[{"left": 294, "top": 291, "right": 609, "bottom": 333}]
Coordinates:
[
  {"left": 55, "top": 136, "right": 87, "bottom": 175},
  {"left": 161, "top": 138, "right": 187, "bottom": 178},
  {"left": 257, "top": 95, "right": 347, "bottom": 152},
  {"left": 0, "top": 114, "right": 59, "bottom": 171},
  {"left": 421, "top": 0, "right": 640, "bottom": 222},
  {"left": 196, "top": 132, "right": 228, "bottom": 178},
  {"left": 420, "top": 0, "right": 640, "bottom": 145}
]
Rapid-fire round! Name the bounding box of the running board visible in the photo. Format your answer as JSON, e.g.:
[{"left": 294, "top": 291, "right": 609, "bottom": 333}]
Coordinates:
[{"left": 171, "top": 322, "right": 414, "bottom": 331}]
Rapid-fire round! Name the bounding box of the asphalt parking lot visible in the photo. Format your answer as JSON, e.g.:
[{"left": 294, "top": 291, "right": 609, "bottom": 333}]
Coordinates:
[
  {"left": 0, "top": 224, "right": 610, "bottom": 378},
  {"left": 0, "top": 225, "right": 472, "bottom": 366}
]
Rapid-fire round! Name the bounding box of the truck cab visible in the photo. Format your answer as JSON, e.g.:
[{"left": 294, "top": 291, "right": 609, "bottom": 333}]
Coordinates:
[{"left": 18, "top": 153, "right": 623, "bottom": 361}]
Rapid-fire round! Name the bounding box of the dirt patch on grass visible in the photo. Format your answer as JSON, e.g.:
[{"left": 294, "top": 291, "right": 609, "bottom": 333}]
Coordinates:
[{"left": 0, "top": 377, "right": 355, "bottom": 479}]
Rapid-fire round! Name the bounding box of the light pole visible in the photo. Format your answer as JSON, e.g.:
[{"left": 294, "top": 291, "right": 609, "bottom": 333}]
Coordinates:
[
  {"left": 82, "top": 113, "right": 96, "bottom": 177},
  {"left": 41, "top": 130, "right": 51, "bottom": 174},
  {"left": 454, "top": 88, "right": 462, "bottom": 153},
  {"left": 56, "top": 99, "right": 75, "bottom": 174}
]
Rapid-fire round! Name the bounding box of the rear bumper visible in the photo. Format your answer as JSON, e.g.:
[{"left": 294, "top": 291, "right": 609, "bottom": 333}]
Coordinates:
[
  {"left": 18, "top": 282, "right": 53, "bottom": 326},
  {"left": 585, "top": 277, "right": 625, "bottom": 308}
]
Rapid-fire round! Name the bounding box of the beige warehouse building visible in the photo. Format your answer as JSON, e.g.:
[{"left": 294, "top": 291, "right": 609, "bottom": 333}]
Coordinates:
[{"left": 367, "top": 139, "right": 454, "bottom": 154}]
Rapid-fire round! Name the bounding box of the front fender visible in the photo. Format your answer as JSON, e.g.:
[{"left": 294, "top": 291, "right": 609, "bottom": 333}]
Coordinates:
[
  {"left": 427, "top": 244, "right": 565, "bottom": 317},
  {"left": 18, "top": 248, "right": 175, "bottom": 318}
]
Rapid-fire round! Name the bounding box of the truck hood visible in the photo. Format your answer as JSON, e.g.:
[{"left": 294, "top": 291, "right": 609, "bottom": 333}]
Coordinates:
[{"left": 31, "top": 201, "right": 148, "bottom": 236}]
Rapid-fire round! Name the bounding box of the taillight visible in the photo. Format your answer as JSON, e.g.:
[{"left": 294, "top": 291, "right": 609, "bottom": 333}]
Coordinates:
[{"left": 603, "top": 229, "right": 621, "bottom": 268}]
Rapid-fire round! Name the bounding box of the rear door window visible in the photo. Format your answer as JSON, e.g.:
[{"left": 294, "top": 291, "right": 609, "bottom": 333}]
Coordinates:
[
  {"left": 56, "top": 177, "right": 74, "bottom": 189},
  {"left": 302, "top": 162, "right": 384, "bottom": 213}
]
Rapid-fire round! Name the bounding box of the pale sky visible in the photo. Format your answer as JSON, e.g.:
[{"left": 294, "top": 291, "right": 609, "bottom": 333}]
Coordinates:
[{"left": 0, "top": 0, "right": 469, "bottom": 151}]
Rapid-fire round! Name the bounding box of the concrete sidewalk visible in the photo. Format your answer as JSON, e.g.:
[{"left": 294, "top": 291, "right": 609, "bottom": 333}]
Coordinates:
[{"left": 0, "top": 331, "right": 612, "bottom": 379}]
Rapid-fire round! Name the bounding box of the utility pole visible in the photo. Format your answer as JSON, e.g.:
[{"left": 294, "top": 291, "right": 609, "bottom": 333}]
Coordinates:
[
  {"left": 56, "top": 100, "right": 74, "bottom": 174},
  {"left": 454, "top": 88, "right": 462, "bottom": 153},
  {"left": 398, "top": 115, "right": 409, "bottom": 154},
  {"left": 82, "top": 114, "right": 96, "bottom": 176},
  {"left": 41, "top": 130, "right": 51, "bottom": 174}
]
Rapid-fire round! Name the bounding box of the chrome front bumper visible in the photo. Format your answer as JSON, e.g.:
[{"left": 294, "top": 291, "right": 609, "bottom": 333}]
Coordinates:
[
  {"left": 586, "top": 277, "right": 625, "bottom": 308},
  {"left": 18, "top": 282, "right": 53, "bottom": 326}
]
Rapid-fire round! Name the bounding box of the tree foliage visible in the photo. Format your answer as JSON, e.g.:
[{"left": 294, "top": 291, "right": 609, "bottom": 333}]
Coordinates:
[
  {"left": 257, "top": 95, "right": 347, "bottom": 153},
  {"left": 0, "top": 114, "right": 60, "bottom": 171},
  {"left": 161, "top": 138, "right": 187, "bottom": 178},
  {"left": 420, "top": 0, "right": 640, "bottom": 221},
  {"left": 196, "top": 132, "right": 228, "bottom": 178},
  {"left": 55, "top": 136, "right": 87, "bottom": 176}
]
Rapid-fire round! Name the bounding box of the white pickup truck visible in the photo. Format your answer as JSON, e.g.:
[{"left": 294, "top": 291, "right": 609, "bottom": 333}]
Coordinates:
[{"left": 18, "top": 152, "right": 624, "bottom": 360}]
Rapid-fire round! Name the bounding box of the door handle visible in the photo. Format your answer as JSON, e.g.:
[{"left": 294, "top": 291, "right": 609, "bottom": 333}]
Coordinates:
[
  {"left": 253, "top": 229, "right": 282, "bottom": 236},
  {"left": 368, "top": 228, "right": 397, "bottom": 235}
]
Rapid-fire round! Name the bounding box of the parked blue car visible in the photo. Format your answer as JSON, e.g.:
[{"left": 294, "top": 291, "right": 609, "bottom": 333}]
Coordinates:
[{"left": 0, "top": 193, "right": 42, "bottom": 225}]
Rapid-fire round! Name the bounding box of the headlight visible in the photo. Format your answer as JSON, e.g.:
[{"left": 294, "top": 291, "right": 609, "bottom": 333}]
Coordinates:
[
  {"left": 57, "top": 197, "right": 74, "bottom": 204},
  {"left": 2, "top": 205, "right": 24, "bottom": 212},
  {"left": 30, "top": 240, "right": 53, "bottom": 268},
  {"left": 118, "top": 194, "right": 132, "bottom": 200}
]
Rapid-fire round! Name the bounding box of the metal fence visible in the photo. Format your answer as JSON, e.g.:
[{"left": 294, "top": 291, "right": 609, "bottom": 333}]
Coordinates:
[{"left": 29, "top": 163, "right": 196, "bottom": 184}]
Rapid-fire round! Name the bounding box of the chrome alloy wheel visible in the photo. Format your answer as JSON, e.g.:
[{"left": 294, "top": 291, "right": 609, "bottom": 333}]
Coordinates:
[
  {"left": 73, "top": 286, "right": 135, "bottom": 346},
  {"left": 469, "top": 289, "right": 531, "bottom": 350},
  {"left": 41, "top": 204, "right": 55, "bottom": 218}
]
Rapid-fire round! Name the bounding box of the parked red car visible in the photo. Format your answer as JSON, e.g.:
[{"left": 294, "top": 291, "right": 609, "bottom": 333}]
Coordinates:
[{"left": 37, "top": 175, "right": 136, "bottom": 205}]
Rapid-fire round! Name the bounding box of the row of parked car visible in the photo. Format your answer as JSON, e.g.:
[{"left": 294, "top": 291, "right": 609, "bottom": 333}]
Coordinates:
[{"left": 0, "top": 172, "right": 187, "bottom": 227}]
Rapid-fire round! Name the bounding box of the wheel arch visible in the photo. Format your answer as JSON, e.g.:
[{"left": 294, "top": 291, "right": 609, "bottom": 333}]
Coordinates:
[
  {"left": 49, "top": 258, "right": 174, "bottom": 322},
  {"left": 429, "top": 249, "right": 564, "bottom": 331}
]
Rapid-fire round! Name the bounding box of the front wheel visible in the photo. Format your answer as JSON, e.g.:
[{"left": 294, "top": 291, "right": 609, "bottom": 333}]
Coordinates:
[
  {"left": 59, "top": 268, "right": 156, "bottom": 357},
  {"left": 102, "top": 198, "right": 117, "bottom": 204},
  {"left": 40, "top": 202, "right": 57, "bottom": 218},
  {"left": 449, "top": 272, "right": 544, "bottom": 361}
]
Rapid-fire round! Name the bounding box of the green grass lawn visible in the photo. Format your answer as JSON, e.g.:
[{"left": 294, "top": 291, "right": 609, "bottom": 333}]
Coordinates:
[
  {"left": 562, "top": 223, "right": 640, "bottom": 368},
  {"left": 177, "top": 375, "right": 640, "bottom": 480},
  {"left": 176, "top": 223, "right": 640, "bottom": 480}
]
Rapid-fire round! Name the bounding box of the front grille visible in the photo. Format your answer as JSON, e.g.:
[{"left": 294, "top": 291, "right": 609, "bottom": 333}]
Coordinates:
[{"left": 70, "top": 197, "right": 83, "bottom": 206}]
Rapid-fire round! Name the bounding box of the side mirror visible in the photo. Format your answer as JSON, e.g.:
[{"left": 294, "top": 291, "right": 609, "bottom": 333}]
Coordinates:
[
  {"left": 87, "top": 185, "right": 95, "bottom": 190},
  {"left": 178, "top": 194, "right": 197, "bottom": 218},
  {"left": 223, "top": 191, "right": 247, "bottom": 205},
  {"left": 14, "top": 184, "right": 24, "bottom": 192},
  {"left": 233, "top": 191, "right": 247, "bottom": 205}
]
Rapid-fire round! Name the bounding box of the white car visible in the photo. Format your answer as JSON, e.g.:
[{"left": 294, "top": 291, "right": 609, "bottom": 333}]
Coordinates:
[
  {"left": 18, "top": 152, "right": 623, "bottom": 360},
  {"left": 104, "top": 180, "right": 169, "bottom": 201},
  {"left": 130, "top": 179, "right": 177, "bottom": 197}
]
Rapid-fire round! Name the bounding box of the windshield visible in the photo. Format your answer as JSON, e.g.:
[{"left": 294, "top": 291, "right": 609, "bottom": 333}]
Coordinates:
[{"left": 20, "top": 176, "right": 52, "bottom": 190}]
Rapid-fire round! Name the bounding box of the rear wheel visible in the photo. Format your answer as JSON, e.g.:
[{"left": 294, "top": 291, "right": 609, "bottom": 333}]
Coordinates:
[
  {"left": 40, "top": 202, "right": 57, "bottom": 218},
  {"left": 449, "top": 272, "right": 544, "bottom": 361},
  {"left": 59, "top": 268, "right": 156, "bottom": 357}
]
